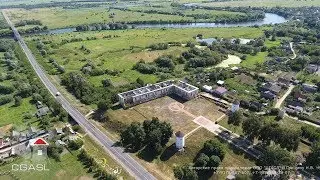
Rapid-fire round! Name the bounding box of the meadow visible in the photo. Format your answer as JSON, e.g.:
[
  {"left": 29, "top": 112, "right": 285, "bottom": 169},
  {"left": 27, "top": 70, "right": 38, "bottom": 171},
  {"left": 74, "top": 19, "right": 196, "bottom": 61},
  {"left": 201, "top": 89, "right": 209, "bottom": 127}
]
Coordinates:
[
  {"left": 0, "top": 97, "right": 38, "bottom": 128},
  {"left": 180, "top": 0, "right": 320, "bottom": 7},
  {"left": 26, "top": 27, "right": 266, "bottom": 87},
  {"left": 6, "top": 7, "right": 195, "bottom": 29}
]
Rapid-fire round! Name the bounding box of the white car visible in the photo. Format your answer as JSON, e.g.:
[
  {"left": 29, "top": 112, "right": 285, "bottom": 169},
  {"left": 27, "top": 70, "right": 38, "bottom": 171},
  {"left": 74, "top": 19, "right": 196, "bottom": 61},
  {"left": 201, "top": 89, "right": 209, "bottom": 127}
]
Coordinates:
[{"left": 56, "top": 92, "right": 61, "bottom": 96}]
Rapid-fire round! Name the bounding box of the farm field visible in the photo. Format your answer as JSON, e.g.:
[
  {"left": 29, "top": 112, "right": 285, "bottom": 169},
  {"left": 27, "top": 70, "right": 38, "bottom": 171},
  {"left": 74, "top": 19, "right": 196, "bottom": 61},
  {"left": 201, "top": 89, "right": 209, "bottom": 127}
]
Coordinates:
[{"left": 26, "top": 27, "right": 266, "bottom": 86}]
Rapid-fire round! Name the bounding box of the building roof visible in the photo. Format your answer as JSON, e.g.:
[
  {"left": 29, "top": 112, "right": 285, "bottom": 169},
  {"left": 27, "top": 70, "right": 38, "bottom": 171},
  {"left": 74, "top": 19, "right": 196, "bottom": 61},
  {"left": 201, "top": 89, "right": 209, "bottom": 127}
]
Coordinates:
[
  {"left": 55, "top": 128, "right": 63, "bottom": 134},
  {"left": 262, "top": 83, "right": 281, "bottom": 94},
  {"left": 306, "top": 64, "right": 318, "bottom": 72},
  {"left": 231, "top": 66, "right": 239, "bottom": 71},
  {"left": 36, "top": 107, "right": 50, "bottom": 117},
  {"left": 29, "top": 126, "right": 37, "bottom": 133},
  {"left": 217, "top": 80, "right": 224, "bottom": 85},
  {"left": 29, "top": 138, "right": 49, "bottom": 146},
  {"left": 214, "top": 87, "right": 228, "bottom": 94},
  {"left": 175, "top": 131, "right": 185, "bottom": 138},
  {"left": 12, "top": 131, "right": 20, "bottom": 137},
  {"left": 233, "top": 100, "right": 240, "bottom": 105},
  {"left": 261, "top": 91, "right": 277, "bottom": 99},
  {"left": 203, "top": 85, "right": 213, "bottom": 91}
]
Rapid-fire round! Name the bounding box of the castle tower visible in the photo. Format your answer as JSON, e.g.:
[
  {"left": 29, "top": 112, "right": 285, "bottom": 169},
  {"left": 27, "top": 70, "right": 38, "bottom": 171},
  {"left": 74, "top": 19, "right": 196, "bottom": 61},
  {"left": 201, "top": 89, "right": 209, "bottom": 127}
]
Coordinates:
[{"left": 175, "top": 131, "right": 185, "bottom": 151}]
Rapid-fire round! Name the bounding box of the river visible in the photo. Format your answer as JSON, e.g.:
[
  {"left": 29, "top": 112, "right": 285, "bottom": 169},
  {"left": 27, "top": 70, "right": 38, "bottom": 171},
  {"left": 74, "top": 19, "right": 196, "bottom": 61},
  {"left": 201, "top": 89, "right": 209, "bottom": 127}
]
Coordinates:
[{"left": 35, "top": 13, "right": 286, "bottom": 35}]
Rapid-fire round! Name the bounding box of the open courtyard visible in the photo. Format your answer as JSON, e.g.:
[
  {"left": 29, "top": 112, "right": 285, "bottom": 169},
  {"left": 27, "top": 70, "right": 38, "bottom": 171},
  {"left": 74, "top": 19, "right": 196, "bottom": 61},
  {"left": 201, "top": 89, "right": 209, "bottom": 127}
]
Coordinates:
[{"left": 108, "top": 95, "right": 225, "bottom": 136}]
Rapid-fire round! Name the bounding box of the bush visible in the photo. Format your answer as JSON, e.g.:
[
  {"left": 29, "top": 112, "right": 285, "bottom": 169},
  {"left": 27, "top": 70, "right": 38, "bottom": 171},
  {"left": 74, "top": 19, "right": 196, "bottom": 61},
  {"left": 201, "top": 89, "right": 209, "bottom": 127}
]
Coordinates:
[
  {"left": 68, "top": 139, "right": 84, "bottom": 150},
  {"left": 14, "top": 96, "right": 22, "bottom": 107},
  {"left": 0, "top": 95, "right": 13, "bottom": 105}
]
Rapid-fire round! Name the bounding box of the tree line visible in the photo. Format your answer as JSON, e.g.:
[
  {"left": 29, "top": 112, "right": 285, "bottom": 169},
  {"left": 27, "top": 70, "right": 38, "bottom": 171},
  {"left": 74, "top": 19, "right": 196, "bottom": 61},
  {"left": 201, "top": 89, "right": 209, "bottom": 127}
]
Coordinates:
[
  {"left": 75, "top": 22, "right": 130, "bottom": 32},
  {"left": 15, "top": 19, "right": 42, "bottom": 27}
]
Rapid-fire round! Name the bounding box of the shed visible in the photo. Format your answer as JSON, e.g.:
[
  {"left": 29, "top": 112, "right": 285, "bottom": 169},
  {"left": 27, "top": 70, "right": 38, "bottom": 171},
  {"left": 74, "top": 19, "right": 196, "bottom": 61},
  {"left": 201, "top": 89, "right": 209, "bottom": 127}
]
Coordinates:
[
  {"left": 217, "top": 80, "right": 224, "bottom": 86},
  {"left": 213, "top": 87, "right": 228, "bottom": 96},
  {"left": 36, "top": 107, "right": 50, "bottom": 117}
]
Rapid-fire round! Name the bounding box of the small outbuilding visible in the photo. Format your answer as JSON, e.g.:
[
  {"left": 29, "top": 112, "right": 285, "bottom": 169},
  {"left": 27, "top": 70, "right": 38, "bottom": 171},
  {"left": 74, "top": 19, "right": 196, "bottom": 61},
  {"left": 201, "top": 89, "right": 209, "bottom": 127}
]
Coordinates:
[
  {"left": 217, "top": 80, "right": 224, "bottom": 86},
  {"left": 231, "top": 100, "right": 240, "bottom": 113}
]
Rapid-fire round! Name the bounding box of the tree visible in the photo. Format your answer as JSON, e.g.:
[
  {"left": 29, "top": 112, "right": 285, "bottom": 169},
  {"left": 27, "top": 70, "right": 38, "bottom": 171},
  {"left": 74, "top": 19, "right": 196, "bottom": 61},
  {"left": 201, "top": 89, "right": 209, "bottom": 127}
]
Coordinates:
[
  {"left": 68, "top": 139, "right": 84, "bottom": 150},
  {"left": 101, "top": 79, "right": 112, "bottom": 87},
  {"left": 136, "top": 77, "right": 145, "bottom": 86},
  {"left": 203, "top": 139, "right": 226, "bottom": 160},
  {"left": 120, "top": 122, "right": 146, "bottom": 150},
  {"left": 195, "top": 153, "right": 209, "bottom": 167},
  {"left": 14, "top": 96, "right": 22, "bottom": 107},
  {"left": 259, "top": 145, "right": 294, "bottom": 179},
  {"left": 242, "top": 115, "right": 263, "bottom": 140},
  {"left": 47, "top": 144, "right": 63, "bottom": 161},
  {"left": 228, "top": 110, "right": 243, "bottom": 126},
  {"left": 207, "top": 155, "right": 221, "bottom": 168},
  {"left": 155, "top": 56, "right": 175, "bottom": 70},
  {"left": 143, "top": 118, "right": 173, "bottom": 146},
  {"left": 146, "top": 128, "right": 163, "bottom": 155},
  {"left": 174, "top": 165, "right": 198, "bottom": 180},
  {"left": 305, "top": 142, "right": 320, "bottom": 176},
  {"left": 97, "top": 100, "right": 109, "bottom": 111}
]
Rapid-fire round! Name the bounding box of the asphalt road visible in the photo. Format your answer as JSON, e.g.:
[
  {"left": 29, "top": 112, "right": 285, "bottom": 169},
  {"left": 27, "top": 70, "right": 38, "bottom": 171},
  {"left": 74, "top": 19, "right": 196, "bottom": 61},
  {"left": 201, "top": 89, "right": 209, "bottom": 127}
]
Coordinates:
[{"left": 2, "top": 10, "right": 156, "bottom": 180}]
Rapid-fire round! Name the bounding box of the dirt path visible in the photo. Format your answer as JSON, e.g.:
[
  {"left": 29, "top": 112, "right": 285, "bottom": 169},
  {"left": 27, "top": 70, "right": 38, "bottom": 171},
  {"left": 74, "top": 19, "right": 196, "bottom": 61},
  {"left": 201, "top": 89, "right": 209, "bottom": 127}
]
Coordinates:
[
  {"left": 289, "top": 42, "right": 297, "bottom": 60},
  {"left": 275, "top": 84, "right": 295, "bottom": 108}
]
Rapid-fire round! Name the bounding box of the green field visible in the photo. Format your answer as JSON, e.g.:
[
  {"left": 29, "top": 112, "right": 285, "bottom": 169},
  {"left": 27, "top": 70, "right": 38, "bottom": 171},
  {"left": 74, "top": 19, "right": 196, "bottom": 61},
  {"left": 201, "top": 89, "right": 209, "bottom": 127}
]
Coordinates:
[
  {"left": 0, "top": 97, "right": 38, "bottom": 128},
  {"left": 240, "top": 51, "right": 268, "bottom": 69},
  {"left": 180, "top": 0, "right": 320, "bottom": 7},
  {"left": 6, "top": 7, "right": 195, "bottom": 29},
  {"left": 0, "top": 152, "right": 92, "bottom": 180},
  {"left": 27, "top": 27, "right": 265, "bottom": 86},
  {"left": 0, "top": 0, "right": 74, "bottom": 6}
]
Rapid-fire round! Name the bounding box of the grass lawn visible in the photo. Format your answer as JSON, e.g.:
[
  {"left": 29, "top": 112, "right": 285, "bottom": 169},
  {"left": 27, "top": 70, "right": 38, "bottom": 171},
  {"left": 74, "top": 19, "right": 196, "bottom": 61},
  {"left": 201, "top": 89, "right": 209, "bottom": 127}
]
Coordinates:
[
  {"left": 219, "top": 116, "right": 244, "bottom": 135},
  {"left": 126, "top": 96, "right": 198, "bottom": 133},
  {"left": 0, "top": 97, "right": 38, "bottom": 128},
  {"left": 26, "top": 27, "right": 265, "bottom": 86},
  {"left": 83, "top": 135, "right": 133, "bottom": 179},
  {"left": 240, "top": 51, "right": 268, "bottom": 69},
  {"left": 297, "top": 71, "right": 320, "bottom": 84},
  {"left": 0, "top": 152, "right": 92, "bottom": 180},
  {"left": 224, "top": 77, "right": 259, "bottom": 101},
  {"left": 135, "top": 128, "right": 255, "bottom": 179},
  {"left": 183, "top": 97, "right": 225, "bottom": 121}
]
